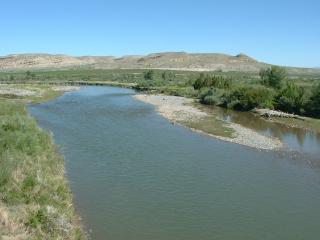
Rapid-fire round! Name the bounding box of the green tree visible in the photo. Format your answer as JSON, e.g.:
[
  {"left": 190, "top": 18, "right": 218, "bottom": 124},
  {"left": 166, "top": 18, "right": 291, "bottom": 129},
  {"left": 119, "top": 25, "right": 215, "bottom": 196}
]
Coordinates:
[
  {"left": 26, "top": 71, "right": 32, "bottom": 79},
  {"left": 193, "top": 74, "right": 232, "bottom": 90},
  {"left": 161, "top": 72, "right": 167, "bottom": 81},
  {"left": 305, "top": 84, "right": 320, "bottom": 118},
  {"left": 275, "top": 82, "right": 307, "bottom": 114},
  {"left": 193, "top": 73, "right": 205, "bottom": 90},
  {"left": 260, "top": 66, "right": 287, "bottom": 89},
  {"left": 143, "top": 70, "right": 154, "bottom": 80},
  {"left": 223, "top": 86, "right": 275, "bottom": 111},
  {"left": 25, "top": 71, "right": 36, "bottom": 80}
]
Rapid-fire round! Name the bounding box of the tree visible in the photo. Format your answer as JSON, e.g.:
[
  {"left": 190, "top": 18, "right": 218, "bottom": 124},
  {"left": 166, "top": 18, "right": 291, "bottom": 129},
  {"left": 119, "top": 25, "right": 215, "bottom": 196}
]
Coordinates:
[
  {"left": 143, "top": 70, "right": 154, "bottom": 80},
  {"left": 25, "top": 71, "right": 36, "bottom": 80},
  {"left": 305, "top": 84, "right": 320, "bottom": 118},
  {"left": 161, "top": 72, "right": 167, "bottom": 81},
  {"left": 275, "top": 82, "right": 306, "bottom": 114},
  {"left": 193, "top": 74, "right": 232, "bottom": 90},
  {"left": 193, "top": 73, "right": 205, "bottom": 90},
  {"left": 260, "top": 66, "right": 287, "bottom": 89},
  {"left": 223, "top": 86, "right": 275, "bottom": 111}
]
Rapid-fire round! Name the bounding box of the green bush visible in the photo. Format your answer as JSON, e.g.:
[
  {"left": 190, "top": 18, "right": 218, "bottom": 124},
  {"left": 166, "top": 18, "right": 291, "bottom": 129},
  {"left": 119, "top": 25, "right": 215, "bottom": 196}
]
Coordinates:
[
  {"left": 260, "top": 66, "right": 287, "bottom": 89},
  {"left": 135, "top": 79, "right": 165, "bottom": 90},
  {"left": 275, "top": 82, "right": 309, "bottom": 114},
  {"left": 143, "top": 70, "right": 154, "bottom": 80},
  {"left": 305, "top": 84, "right": 320, "bottom": 118},
  {"left": 202, "top": 95, "right": 221, "bottom": 105},
  {"left": 200, "top": 88, "right": 225, "bottom": 105},
  {"left": 161, "top": 86, "right": 198, "bottom": 97},
  {"left": 223, "top": 86, "right": 275, "bottom": 111},
  {"left": 193, "top": 74, "right": 232, "bottom": 90}
]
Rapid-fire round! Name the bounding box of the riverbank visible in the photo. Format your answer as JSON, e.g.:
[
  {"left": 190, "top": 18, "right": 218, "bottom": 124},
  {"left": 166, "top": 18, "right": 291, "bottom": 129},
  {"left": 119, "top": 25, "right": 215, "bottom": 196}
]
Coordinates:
[
  {"left": 0, "top": 91, "right": 85, "bottom": 238},
  {"left": 134, "top": 94, "right": 283, "bottom": 150},
  {"left": 0, "top": 84, "right": 80, "bottom": 104},
  {"left": 251, "top": 108, "right": 320, "bottom": 133}
]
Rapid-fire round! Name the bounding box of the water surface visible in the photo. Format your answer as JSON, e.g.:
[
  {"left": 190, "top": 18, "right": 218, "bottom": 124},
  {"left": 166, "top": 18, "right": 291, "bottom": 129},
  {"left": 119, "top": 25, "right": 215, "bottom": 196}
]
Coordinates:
[
  {"left": 204, "top": 106, "right": 320, "bottom": 158},
  {"left": 30, "top": 87, "right": 320, "bottom": 240}
]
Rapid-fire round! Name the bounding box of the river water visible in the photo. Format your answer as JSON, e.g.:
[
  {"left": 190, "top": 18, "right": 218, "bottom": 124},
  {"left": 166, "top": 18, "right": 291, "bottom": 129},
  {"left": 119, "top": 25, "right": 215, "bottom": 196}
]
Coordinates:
[{"left": 30, "top": 86, "right": 320, "bottom": 240}]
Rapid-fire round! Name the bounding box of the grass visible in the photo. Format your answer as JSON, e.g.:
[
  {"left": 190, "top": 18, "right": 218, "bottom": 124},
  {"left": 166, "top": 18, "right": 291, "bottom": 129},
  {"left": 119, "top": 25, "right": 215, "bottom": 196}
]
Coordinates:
[
  {"left": 0, "top": 84, "right": 64, "bottom": 103},
  {"left": 0, "top": 69, "right": 318, "bottom": 239},
  {"left": 182, "top": 116, "right": 235, "bottom": 138},
  {"left": 1, "top": 67, "right": 319, "bottom": 133},
  {"left": 28, "top": 88, "right": 63, "bottom": 104},
  {"left": 0, "top": 100, "right": 85, "bottom": 239}
]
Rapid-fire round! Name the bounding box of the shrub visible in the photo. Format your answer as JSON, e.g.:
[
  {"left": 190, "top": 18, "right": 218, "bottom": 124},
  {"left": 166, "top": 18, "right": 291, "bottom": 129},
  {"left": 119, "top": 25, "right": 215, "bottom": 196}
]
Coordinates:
[
  {"left": 202, "top": 95, "right": 221, "bottom": 105},
  {"left": 200, "top": 88, "right": 225, "bottom": 105},
  {"left": 260, "top": 66, "right": 287, "bottom": 89},
  {"left": 305, "top": 84, "right": 320, "bottom": 118},
  {"left": 193, "top": 74, "right": 232, "bottom": 90},
  {"left": 161, "top": 86, "right": 197, "bottom": 97},
  {"left": 143, "top": 70, "right": 154, "bottom": 80},
  {"left": 223, "top": 86, "right": 275, "bottom": 111},
  {"left": 275, "top": 82, "right": 309, "bottom": 114}
]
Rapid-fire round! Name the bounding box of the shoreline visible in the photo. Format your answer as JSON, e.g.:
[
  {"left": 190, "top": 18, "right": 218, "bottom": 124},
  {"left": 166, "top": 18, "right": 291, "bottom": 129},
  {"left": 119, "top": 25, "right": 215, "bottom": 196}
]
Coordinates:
[
  {"left": 0, "top": 87, "right": 86, "bottom": 239},
  {"left": 134, "top": 94, "right": 283, "bottom": 150}
]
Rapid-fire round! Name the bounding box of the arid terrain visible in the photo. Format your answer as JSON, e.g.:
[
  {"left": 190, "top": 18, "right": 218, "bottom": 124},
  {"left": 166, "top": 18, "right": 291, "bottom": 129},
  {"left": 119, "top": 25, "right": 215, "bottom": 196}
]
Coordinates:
[{"left": 1, "top": 52, "right": 319, "bottom": 74}]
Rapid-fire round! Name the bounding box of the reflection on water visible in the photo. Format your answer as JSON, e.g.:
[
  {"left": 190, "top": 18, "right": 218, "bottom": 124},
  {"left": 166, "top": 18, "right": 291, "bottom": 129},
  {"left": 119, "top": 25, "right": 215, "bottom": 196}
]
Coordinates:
[
  {"left": 201, "top": 105, "right": 320, "bottom": 158},
  {"left": 30, "top": 87, "right": 320, "bottom": 240}
]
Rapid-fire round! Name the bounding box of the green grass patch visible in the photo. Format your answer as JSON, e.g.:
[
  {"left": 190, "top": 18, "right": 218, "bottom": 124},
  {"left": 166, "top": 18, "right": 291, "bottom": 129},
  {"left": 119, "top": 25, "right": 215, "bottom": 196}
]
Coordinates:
[
  {"left": 181, "top": 116, "right": 235, "bottom": 138},
  {"left": 0, "top": 100, "right": 85, "bottom": 239}
]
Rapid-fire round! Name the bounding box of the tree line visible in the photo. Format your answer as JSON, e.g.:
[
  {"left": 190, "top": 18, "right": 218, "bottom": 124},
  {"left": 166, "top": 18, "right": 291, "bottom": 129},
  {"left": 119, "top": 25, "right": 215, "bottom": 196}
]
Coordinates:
[{"left": 195, "top": 66, "right": 320, "bottom": 118}]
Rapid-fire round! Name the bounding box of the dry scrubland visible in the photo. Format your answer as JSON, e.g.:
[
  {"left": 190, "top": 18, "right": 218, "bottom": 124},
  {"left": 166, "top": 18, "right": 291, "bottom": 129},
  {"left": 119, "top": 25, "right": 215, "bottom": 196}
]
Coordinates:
[
  {"left": 1, "top": 52, "right": 320, "bottom": 74},
  {"left": 0, "top": 52, "right": 267, "bottom": 72}
]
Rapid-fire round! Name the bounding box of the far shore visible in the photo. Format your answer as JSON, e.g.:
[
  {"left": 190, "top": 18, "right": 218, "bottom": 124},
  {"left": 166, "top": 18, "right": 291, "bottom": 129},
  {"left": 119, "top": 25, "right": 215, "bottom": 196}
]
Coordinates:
[{"left": 134, "top": 94, "right": 283, "bottom": 150}]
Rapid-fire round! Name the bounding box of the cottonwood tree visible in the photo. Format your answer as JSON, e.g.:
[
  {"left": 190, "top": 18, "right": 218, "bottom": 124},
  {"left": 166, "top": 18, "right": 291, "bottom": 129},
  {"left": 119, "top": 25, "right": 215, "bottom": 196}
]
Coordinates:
[{"left": 260, "top": 66, "right": 287, "bottom": 89}]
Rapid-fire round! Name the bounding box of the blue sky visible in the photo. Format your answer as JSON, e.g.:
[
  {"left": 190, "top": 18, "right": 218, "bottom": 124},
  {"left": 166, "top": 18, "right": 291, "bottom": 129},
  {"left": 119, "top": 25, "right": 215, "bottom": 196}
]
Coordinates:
[{"left": 1, "top": 0, "right": 319, "bottom": 67}]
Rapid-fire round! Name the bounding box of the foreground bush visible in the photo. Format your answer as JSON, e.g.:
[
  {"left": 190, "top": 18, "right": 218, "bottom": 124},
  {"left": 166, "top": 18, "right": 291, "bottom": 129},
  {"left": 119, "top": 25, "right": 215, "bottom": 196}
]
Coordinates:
[
  {"left": 0, "top": 100, "right": 85, "bottom": 239},
  {"left": 305, "top": 84, "right": 320, "bottom": 118}
]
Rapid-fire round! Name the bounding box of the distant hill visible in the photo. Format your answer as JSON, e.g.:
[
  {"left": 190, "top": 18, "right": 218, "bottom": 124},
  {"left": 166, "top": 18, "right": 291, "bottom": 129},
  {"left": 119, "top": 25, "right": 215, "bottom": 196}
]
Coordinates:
[{"left": 0, "top": 52, "right": 319, "bottom": 74}]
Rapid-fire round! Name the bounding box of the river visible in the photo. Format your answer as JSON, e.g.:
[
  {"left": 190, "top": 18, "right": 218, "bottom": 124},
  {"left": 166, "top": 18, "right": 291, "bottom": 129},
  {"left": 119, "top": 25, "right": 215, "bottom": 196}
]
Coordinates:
[{"left": 30, "top": 86, "right": 320, "bottom": 240}]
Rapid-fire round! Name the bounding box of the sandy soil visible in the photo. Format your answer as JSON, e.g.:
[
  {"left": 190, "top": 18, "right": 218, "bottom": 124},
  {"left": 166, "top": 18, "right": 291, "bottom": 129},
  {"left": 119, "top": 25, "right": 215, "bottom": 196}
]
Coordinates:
[
  {"left": 0, "top": 87, "right": 36, "bottom": 96},
  {"left": 0, "top": 85, "right": 80, "bottom": 97},
  {"left": 134, "top": 94, "right": 283, "bottom": 150},
  {"left": 51, "top": 86, "right": 81, "bottom": 92}
]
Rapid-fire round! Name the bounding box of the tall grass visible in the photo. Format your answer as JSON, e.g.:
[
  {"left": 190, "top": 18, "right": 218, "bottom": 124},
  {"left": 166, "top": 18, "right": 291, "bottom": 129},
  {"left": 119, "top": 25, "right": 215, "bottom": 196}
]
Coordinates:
[{"left": 0, "top": 100, "right": 85, "bottom": 239}]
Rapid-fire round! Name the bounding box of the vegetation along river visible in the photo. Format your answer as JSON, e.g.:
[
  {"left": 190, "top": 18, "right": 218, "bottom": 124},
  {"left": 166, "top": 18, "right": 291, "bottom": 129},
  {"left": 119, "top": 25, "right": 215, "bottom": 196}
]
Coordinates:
[{"left": 30, "top": 86, "right": 320, "bottom": 240}]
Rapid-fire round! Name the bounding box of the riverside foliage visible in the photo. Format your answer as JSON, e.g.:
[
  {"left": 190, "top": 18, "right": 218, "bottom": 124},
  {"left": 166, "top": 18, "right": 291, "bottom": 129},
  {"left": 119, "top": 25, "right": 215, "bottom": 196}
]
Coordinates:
[
  {"left": 0, "top": 100, "right": 85, "bottom": 239},
  {"left": 0, "top": 66, "right": 319, "bottom": 118},
  {"left": 196, "top": 66, "right": 320, "bottom": 118}
]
